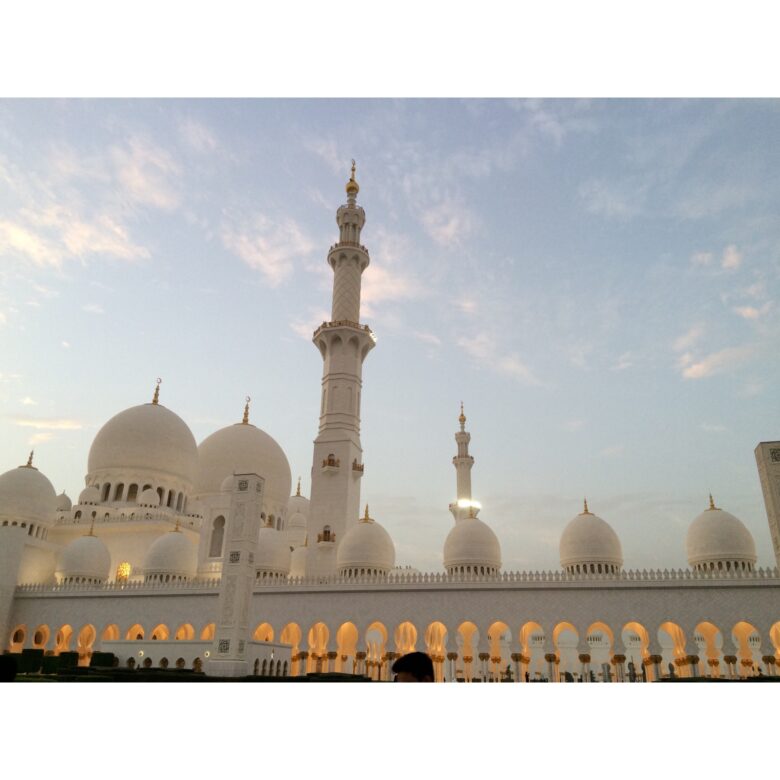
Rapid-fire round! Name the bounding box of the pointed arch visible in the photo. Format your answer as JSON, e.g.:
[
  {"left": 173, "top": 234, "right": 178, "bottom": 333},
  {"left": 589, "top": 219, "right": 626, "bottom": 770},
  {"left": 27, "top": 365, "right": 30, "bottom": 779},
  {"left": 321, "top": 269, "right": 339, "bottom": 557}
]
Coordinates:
[
  {"left": 200, "top": 623, "right": 215, "bottom": 641},
  {"left": 393, "top": 621, "right": 417, "bottom": 656},
  {"left": 101, "top": 624, "right": 120, "bottom": 642},
  {"left": 253, "top": 622, "right": 274, "bottom": 642},
  {"left": 280, "top": 623, "right": 303, "bottom": 676},
  {"left": 174, "top": 623, "right": 195, "bottom": 641}
]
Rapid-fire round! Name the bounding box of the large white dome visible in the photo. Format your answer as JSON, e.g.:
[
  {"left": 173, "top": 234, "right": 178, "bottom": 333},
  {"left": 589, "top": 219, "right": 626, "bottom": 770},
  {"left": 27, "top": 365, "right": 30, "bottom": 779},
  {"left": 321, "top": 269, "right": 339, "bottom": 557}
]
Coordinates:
[
  {"left": 290, "top": 543, "right": 308, "bottom": 578},
  {"left": 143, "top": 528, "right": 198, "bottom": 581},
  {"left": 686, "top": 497, "right": 757, "bottom": 571},
  {"left": 288, "top": 478, "right": 310, "bottom": 516},
  {"left": 443, "top": 514, "right": 501, "bottom": 574},
  {"left": 88, "top": 402, "right": 198, "bottom": 485},
  {"left": 256, "top": 525, "right": 292, "bottom": 577},
  {"left": 337, "top": 509, "right": 395, "bottom": 575},
  {"left": 56, "top": 533, "right": 111, "bottom": 584},
  {"left": 0, "top": 460, "right": 57, "bottom": 523},
  {"left": 55, "top": 492, "right": 72, "bottom": 512},
  {"left": 195, "top": 421, "right": 291, "bottom": 507},
  {"left": 560, "top": 502, "right": 623, "bottom": 574}
]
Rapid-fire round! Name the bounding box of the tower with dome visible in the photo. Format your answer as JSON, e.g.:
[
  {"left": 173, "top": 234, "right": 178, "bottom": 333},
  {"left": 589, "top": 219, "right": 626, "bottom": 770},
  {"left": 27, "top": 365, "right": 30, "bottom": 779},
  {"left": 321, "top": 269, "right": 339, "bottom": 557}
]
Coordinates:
[{"left": 1, "top": 166, "right": 779, "bottom": 682}]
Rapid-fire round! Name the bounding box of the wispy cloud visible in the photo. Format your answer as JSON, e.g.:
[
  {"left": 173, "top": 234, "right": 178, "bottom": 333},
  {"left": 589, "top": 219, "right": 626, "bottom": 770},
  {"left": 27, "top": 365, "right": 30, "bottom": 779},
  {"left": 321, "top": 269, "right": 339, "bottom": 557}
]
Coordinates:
[
  {"left": 701, "top": 423, "right": 726, "bottom": 433},
  {"left": 12, "top": 417, "right": 84, "bottom": 430},
  {"left": 413, "top": 331, "right": 441, "bottom": 347},
  {"left": 562, "top": 419, "right": 586, "bottom": 432},
  {"left": 420, "top": 198, "right": 474, "bottom": 245},
  {"left": 82, "top": 303, "right": 104, "bottom": 315},
  {"left": 20, "top": 397, "right": 37, "bottom": 406},
  {"left": 690, "top": 251, "right": 713, "bottom": 267},
  {"left": 679, "top": 345, "right": 754, "bottom": 379},
  {"left": 610, "top": 352, "right": 634, "bottom": 371},
  {"left": 721, "top": 244, "right": 742, "bottom": 270},
  {"left": 110, "top": 136, "right": 181, "bottom": 211},
  {"left": 28, "top": 432, "right": 54, "bottom": 445},
  {"left": 361, "top": 263, "right": 421, "bottom": 316},
  {"left": 733, "top": 302, "right": 772, "bottom": 320},
  {"left": 673, "top": 324, "right": 705, "bottom": 353},
  {"left": 289, "top": 308, "right": 330, "bottom": 341},
  {"left": 179, "top": 119, "right": 218, "bottom": 154},
  {"left": 457, "top": 332, "right": 540, "bottom": 385},
  {"left": 221, "top": 214, "right": 315, "bottom": 287},
  {"left": 578, "top": 178, "right": 644, "bottom": 219},
  {"left": 600, "top": 444, "right": 625, "bottom": 457}
]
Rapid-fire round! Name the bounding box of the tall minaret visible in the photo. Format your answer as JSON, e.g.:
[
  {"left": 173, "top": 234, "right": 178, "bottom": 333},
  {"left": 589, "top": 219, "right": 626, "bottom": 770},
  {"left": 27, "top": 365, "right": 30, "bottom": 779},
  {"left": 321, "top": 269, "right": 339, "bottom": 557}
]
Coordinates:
[
  {"left": 755, "top": 441, "right": 780, "bottom": 569},
  {"left": 449, "top": 402, "right": 477, "bottom": 523},
  {"left": 306, "top": 162, "right": 375, "bottom": 578}
]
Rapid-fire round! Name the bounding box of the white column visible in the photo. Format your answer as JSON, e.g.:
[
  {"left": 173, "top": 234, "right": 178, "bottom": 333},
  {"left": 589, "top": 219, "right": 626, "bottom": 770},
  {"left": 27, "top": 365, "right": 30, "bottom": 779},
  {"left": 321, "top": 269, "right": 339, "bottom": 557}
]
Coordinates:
[{"left": 206, "top": 473, "right": 264, "bottom": 677}]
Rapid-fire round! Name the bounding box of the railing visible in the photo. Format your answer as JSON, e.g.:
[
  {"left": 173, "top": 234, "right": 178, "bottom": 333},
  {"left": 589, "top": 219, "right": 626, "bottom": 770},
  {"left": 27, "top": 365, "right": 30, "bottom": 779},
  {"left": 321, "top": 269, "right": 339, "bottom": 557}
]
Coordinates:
[
  {"left": 15, "top": 566, "right": 780, "bottom": 595},
  {"left": 55, "top": 510, "right": 201, "bottom": 529},
  {"left": 15, "top": 578, "right": 221, "bottom": 594},
  {"left": 328, "top": 242, "right": 368, "bottom": 254}
]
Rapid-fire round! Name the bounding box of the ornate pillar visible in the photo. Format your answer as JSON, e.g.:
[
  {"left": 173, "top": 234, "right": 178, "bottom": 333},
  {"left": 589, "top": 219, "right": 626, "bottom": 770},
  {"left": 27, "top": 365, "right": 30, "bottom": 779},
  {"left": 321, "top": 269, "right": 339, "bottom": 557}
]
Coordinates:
[
  {"left": 544, "top": 653, "right": 557, "bottom": 682},
  {"left": 612, "top": 654, "right": 626, "bottom": 682},
  {"left": 355, "top": 650, "right": 367, "bottom": 676},
  {"left": 687, "top": 654, "right": 700, "bottom": 678},
  {"left": 511, "top": 653, "right": 523, "bottom": 683},
  {"left": 463, "top": 655, "right": 473, "bottom": 681},
  {"left": 707, "top": 657, "right": 721, "bottom": 678},
  {"left": 327, "top": 650, "right": 337, "bottom": 674},
  {"left": 579, "top": 653, "right": 591, "bottom": 682},
  {"left": 478, "top": 653, "right": 490, "bottom": 681},
  {"left": 298, "top": 650, "right": 309, "bottom": 676}
]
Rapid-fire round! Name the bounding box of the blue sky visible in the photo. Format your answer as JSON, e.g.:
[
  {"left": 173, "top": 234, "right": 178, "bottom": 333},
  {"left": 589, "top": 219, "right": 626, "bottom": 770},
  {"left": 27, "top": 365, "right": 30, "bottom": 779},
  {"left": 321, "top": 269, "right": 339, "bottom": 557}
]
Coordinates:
[{"left": 1, "top": 99, "right": 779, "bottom": 572}]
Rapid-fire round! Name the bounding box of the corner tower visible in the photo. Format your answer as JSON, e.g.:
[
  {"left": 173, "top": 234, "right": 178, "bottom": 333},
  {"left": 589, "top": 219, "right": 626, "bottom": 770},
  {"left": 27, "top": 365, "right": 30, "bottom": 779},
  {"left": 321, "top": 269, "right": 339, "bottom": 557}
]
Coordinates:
[{"left": 306, "top": 163, "right": 376, "bottom": 578}]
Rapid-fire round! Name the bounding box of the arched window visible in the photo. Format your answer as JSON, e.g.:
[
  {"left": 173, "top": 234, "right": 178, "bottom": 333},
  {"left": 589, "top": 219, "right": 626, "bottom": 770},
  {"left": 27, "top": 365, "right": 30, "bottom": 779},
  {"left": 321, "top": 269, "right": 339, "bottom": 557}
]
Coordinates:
[
  {"left": 127, "top": 484, "right": 138, "bottom": 502},
  {"left": 167, "top": 490, "right": 174, "bottom": 508},
  {"left": 113, "top": 483, "right": 124, "bottom": 501},
  {"left": 101, "top": 483, "right": 111, "bottom": 502},
  {"left": 209, "top": 516, "right": 226, "bottom": 558},
  {"left": 176, "top": 493, "right": 183, "bottom": 512},
  {"left": 156, "top": 487, "right": 164, "bottom": 504}
]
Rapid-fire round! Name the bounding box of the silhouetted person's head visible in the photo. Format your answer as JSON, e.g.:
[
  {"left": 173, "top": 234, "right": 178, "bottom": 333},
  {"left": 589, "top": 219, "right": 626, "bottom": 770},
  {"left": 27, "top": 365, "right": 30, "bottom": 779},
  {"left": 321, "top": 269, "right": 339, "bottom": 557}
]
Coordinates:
[
  {"left": 392, "top": 651, "right": 434, "bottom": 682},
  {"left": 0, "top": 655, "right": 18, "bottom": 682}
]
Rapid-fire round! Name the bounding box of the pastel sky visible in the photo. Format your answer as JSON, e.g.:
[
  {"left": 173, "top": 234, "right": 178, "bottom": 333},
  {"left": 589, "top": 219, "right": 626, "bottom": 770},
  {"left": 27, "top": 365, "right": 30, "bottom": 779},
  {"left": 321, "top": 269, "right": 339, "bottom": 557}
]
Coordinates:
[{"left": 1, "top": 99, "right": 779, "bottom": 573}]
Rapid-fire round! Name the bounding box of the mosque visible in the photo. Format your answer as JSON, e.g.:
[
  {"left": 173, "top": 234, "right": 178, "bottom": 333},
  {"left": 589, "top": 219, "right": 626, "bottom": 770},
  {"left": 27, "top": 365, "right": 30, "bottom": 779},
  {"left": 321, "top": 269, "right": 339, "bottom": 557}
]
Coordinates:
[{"left": 1, "top": 164, "right": 780, "bottom": 682}]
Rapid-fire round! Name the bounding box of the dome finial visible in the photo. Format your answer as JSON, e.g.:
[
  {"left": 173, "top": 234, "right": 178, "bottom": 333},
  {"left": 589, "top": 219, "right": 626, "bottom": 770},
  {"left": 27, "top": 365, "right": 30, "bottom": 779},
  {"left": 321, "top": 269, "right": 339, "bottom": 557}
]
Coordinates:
[
  {"left": 87, "top": 516, "right": 96, "bottom": 537},
  {"left": 361, "top": 504, "right": 372, "bottom": 523},
  {"left": 174, "top": 517, "right": 181, "bottom": 532},
  {"left": 708, "top": 493, "right": 717, "bottom": 511},
  {"left": 24, "top": 450, "right": 34, "bottom": 468},
  {"left": 346, "top": 159, "right": 359, "bottom": 198},
  {"left": 242, "top": 395, "right": 251, "bottom": 425},
  {"left": 583, "top": 497, "right": 590, "bottom": 515},
  {"left": 152, "top": 377, "right": 161, "bottom": 405},
  {"left": 296, "top": 476, "right": 301, "bottom": 497},
  {"left": 459, "top": 401, "right": 466, "bottom": 429}
]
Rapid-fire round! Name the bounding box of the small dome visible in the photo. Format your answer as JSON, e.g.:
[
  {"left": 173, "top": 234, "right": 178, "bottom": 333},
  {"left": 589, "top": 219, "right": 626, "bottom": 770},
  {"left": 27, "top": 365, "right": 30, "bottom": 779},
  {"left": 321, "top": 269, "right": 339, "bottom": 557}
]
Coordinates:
[
  {"left": 286, "top": 511, "right": 308, "bottom": 548},
  {"left": 337, "top": 509, "right": 396, "bottom": 575},
  {"left": 256, "top": 524, "right": 292, "bottom": 576},
  {"left": 686, "top": 497, "right": 757, "bottom": 571},
  {"left": 138, "top": 488, "right": 160, "bottom": 507},
  {"left": 290, "top": 543, "right": 308, "bottom": 578},
  {"left": 78, "top": 486, "right": 101, "bottom": 505},
  {"left": 288, "top": 511, "right": 307, "bottom": 529},
  {"left": 195, "top": 422, "right": 291, "bottom": 508},
  {"left": 443, "top": 514, "right": 501, "bottom": 574},
  {"left": 220, "top": 475, "right": 234, "bottom": 493},
  {"left": 88, "top": 402, "right": 198, "bottom": 485},
  {"left": 56, "top": 492, "right": 72, "bottom": 511},
  {"left": 560, "top": 502, "right": 623, "bottom": 574},
  {"left": 143, "top": 528, "right": 197, "bottom": 581},
  {"left": 0, "top": 461, "right": 57, "bottom": 523},
  {"left": 56, "top": 533, "right": 111, "bottom": 583}
]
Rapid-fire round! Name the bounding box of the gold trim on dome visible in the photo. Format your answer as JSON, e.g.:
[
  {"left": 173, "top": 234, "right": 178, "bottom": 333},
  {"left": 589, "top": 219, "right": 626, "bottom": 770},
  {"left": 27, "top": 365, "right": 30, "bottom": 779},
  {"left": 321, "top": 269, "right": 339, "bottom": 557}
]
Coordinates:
[
  {"left": 582, "top": 498, "right": 591, "bottom": 515},
  {"left": 242, "top": 396, "right": 251, "bottom": 425},
  {"left": 152, "top": 377, "right": 161, "bottom": 405},
  {"left": 459, "top": 401, "right": 466, "bottom": 427},
  {"left": 361, "top": 504, "right": 373, "bottom": 523},
  {"left": 296, "top": 477, "right": 301, "bottom": 497},
  {"left": 22, "top": 450, "right": 35, "bottom": 469},
  {"left": 708, "top": 493, "right": 718, "bottom": 511}
]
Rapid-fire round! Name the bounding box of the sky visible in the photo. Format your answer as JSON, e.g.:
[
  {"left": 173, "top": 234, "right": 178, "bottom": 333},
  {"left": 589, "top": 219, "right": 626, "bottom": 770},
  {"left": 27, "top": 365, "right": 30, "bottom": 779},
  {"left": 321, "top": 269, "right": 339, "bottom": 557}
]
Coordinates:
[{"left": 1, "top": 99, "right": 779, "bottom": 573}]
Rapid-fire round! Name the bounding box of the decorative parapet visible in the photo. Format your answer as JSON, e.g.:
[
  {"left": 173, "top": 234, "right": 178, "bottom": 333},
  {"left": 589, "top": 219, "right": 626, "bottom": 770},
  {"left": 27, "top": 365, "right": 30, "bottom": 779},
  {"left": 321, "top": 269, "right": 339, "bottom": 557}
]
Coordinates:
[
  {"left": 321, "top": 455, "right": 340, "bottom": 470},
  {"left": 55, "top": 509, "right": 201, "bottom": 530},
  {"left": 254, "top": 565, "right": 780, "bottom": 589},
  {"left": 352, "top": 459, "right": 364, "bottom": 473},
  {"left": 15, "top": 577, "right": 221, "bottom": 595}
]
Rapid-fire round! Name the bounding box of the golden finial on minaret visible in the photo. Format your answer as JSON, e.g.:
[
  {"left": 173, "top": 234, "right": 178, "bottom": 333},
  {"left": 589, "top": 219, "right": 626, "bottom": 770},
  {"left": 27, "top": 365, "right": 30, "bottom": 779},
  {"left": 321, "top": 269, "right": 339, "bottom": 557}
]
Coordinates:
[
  {"left": 361, "top": 504, "right": 371, "bottom": 523},
  {"left": 708, "top": 493, "right": 717, "bottom": 511},
  {"left": 152, "top": 377, "right": 161, "bottom": 405},
  {"left": 242, "top": 396, "right": 251, "bottom": 425},
  {"left": 296, "top": 477, "right": 301, "bottom": 497},
  {"left": 459, "top": 401, "right": 466, "bottom": 428},
  {"left": 346, "top": 159, "right": 359, "bottom": 197},
  {"left": 583, "top": 497, "right": 590, "bottom": 515}
]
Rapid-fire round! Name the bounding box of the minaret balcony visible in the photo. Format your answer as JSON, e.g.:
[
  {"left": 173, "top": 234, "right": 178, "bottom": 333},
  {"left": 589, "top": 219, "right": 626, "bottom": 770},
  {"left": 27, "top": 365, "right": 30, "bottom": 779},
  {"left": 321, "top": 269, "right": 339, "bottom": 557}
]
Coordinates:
[
  {"left": 329, "top": 241, "right": 368, "bottom": 253},
  {"left": 352, "top": 459, "right": 364, "bottom": 477},
  {"left": 321, "top": 455, "right": 341, "bottom": 473},
  {"left": 317, "top": 528, "right": 336, "bottom": 545}
]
